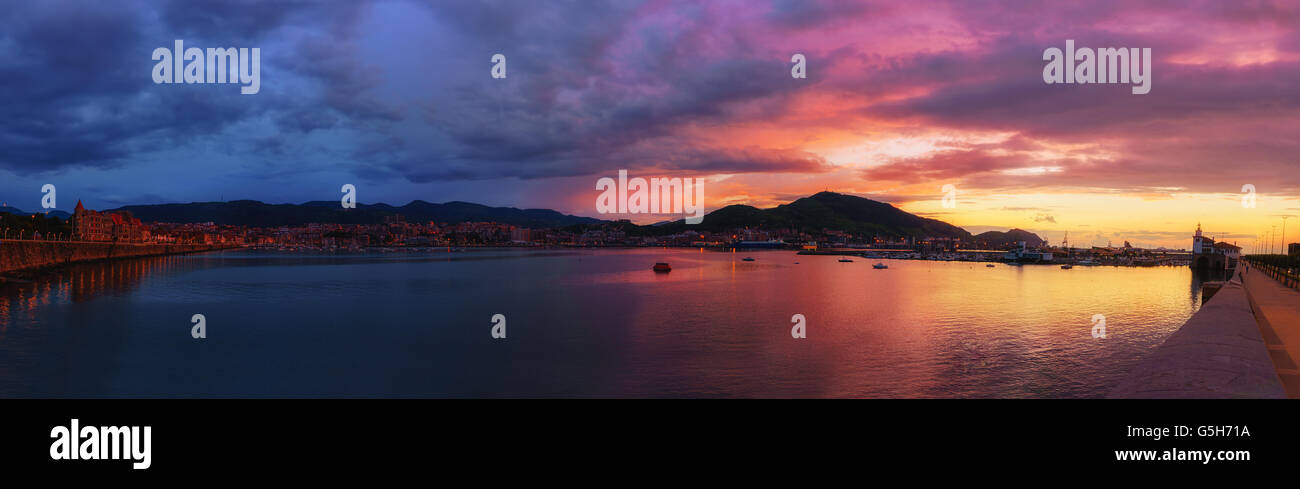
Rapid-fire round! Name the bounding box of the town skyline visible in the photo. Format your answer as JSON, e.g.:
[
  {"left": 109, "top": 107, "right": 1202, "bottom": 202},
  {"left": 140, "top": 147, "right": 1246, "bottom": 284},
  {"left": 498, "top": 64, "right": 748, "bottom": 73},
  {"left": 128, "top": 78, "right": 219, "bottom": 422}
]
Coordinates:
[{"left": 1, "top": 190, "right": 1285, "bottom": 253}]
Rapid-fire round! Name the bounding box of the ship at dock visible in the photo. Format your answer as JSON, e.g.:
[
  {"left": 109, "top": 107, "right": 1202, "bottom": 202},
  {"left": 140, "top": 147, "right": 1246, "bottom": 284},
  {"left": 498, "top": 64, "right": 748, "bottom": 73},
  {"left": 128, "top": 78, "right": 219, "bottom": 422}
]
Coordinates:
[{"left": 1002, "top": 241, "right": 1054, "bottom": 264}]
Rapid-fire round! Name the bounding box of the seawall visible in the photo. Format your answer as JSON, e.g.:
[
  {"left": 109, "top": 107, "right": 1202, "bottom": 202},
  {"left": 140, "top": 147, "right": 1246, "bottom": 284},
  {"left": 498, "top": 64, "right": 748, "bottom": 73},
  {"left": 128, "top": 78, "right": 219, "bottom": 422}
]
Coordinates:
[
  {"left": 1110, "top": 270, "right": 1286, "bottom": 398},
  {"left": 0, "top": 240, "right": 234, "bottom": 274}
]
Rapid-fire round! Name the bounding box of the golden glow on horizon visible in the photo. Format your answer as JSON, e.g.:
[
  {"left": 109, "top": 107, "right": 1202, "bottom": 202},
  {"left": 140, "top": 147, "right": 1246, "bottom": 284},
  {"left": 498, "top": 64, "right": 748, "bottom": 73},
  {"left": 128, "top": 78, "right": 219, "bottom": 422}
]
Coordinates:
[
  {"left": 902, "top": 191, "right": 1298, "bottom": 249},
  {"left": 595, "top": 182, "right": 1298, "bottom": 252}
]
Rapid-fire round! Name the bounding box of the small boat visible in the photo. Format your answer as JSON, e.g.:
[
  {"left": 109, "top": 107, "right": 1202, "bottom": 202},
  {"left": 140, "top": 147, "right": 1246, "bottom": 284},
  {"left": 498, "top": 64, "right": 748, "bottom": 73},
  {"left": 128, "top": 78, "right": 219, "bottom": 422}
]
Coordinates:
[
  {"left": 742, "top": 257, "right": 756, "bottom": 261},
  {"left": 652, "top": 262, "right": 671, "bottom": 272},
  {"left": 1060, "top": 264, "right": 1073, "bottom": 269},
  {"left": 838, "top": 258, "right": 853, "bottom": 263},
  {"left": 985, "top": 264, "right": 995, "bottom": 268},
  {"left": 873, "top": 263, "right": 888, "bottom": 269}
]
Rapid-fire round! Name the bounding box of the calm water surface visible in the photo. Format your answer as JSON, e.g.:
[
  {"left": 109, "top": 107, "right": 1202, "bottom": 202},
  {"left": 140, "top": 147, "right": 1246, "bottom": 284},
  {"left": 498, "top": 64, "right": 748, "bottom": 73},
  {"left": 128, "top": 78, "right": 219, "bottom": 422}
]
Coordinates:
[{"left": 0, "top": 248, "right": 1208, "bottom": 398}]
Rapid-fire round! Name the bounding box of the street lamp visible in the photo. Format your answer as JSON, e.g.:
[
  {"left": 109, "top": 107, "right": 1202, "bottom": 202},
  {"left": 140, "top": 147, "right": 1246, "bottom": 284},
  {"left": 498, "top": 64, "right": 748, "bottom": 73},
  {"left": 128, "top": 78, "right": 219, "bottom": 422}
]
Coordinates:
[{"left": 1282, "top": 216, "right": 1291, "bottom": 256}]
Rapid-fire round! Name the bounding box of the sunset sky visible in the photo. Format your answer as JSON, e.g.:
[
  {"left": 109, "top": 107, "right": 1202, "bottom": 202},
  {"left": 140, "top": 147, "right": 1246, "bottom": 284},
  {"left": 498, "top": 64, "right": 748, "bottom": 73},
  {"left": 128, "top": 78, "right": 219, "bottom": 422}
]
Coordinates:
[{"left": 1, "top": 0, "right": 1297, "bottom": 249}]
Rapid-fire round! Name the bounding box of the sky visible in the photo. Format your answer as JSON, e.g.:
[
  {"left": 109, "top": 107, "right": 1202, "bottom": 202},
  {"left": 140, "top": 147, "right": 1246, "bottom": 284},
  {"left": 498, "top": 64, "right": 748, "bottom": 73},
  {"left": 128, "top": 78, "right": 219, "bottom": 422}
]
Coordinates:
[{"left": 1, "top": 0, "right": 1298, "bottom": 249}]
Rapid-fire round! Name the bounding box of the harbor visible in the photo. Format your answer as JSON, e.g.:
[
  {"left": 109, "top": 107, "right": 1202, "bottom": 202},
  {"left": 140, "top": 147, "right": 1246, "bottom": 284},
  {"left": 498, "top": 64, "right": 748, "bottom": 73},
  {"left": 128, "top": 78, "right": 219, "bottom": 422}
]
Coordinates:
[
  {"left": 795, "top": 245, "right": 1193, "bottom": 267},
  {"left": 0, "top": 247, "right": 1207, "bottom": 398}
]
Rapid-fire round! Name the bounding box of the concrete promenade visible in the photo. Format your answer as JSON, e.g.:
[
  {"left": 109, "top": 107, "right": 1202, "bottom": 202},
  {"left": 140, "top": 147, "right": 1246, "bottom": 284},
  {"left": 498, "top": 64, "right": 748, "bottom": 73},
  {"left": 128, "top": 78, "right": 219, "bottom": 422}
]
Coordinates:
[
  {"left": 0, "top": 239, "right": 235, "bottom": 275},
  {"left": 1240, "top": 263, "right": 1300, "bottom": 397},
  {"left": 1110, "top": 266, "right": 1286, "bottom": 398}
]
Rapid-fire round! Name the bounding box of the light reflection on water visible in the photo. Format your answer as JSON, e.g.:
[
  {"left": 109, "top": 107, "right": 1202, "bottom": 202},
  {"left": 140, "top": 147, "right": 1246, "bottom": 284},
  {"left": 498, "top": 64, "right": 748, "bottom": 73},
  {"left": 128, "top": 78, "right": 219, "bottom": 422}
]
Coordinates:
[{"left": 0, "top": 248, "right": 1206, "bottom": 398}]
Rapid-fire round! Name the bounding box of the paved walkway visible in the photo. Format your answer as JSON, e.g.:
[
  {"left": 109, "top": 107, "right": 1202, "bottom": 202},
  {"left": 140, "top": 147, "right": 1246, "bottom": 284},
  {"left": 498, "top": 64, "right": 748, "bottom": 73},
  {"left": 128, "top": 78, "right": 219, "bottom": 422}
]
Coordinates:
[
  {"left": 1111, "top": 270, "right": 1285, "bottom": 398},
  {"left": 1241, "top": 263, "right": 1300, "bottom": 398}
]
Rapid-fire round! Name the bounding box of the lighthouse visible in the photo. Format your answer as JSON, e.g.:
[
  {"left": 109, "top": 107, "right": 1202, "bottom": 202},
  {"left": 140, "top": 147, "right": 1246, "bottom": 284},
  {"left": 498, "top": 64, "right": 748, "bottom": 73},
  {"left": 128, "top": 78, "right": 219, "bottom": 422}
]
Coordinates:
[{"left": 1192, "top": 223, "right": 1209, "bottom": 254}]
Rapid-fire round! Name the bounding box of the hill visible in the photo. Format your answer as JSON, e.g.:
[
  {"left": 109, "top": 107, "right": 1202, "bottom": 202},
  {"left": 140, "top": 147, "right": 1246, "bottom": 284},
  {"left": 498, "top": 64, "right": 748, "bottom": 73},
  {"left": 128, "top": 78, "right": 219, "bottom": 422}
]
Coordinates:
[
  {"left": 971, "top": 228, "right": 1047, "bottom": 249},
  {"left": 655, "top": 191, "right": 971, "bottom": 239},
  {"left": 0, "top": 205, "right": 71, "bottom": 219}
]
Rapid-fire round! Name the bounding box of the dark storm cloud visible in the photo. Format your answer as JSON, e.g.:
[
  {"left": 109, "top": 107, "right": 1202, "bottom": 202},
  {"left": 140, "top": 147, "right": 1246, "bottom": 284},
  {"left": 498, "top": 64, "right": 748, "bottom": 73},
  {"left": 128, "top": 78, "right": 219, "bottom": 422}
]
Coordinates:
[
  {"left": 0, "top": 2, "right": 147, "bottom": 171},
  {"left": 1, "top": 0, "right": 829, "bottom": 182},
  {"left": 763, "top": 0, "right": 875, "bottom": 29},
  {"left": 0, "top": 0, "right": 391, "bottom": 175},
  {"left": 4, "top": 0, "right": 1298, "bottom": 204},
  {"left": 418, "top": 54, "right": 815, "bottom": 178},
  {"left": 156, "top": 0, "right": 327, "bottom": 41},
  {"left": 363, "top": 0, "right": 840, "bottom": 182}
]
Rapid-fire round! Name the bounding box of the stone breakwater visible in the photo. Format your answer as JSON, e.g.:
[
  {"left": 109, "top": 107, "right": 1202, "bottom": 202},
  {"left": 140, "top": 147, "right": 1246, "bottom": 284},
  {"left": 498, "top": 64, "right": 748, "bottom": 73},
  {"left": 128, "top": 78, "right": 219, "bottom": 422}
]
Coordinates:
[
  {"left": 1110, "top": 269, "right": 1286, "bottom": 399},
  {"left": 0, "top": 240, "right": 234, "bottom": 274}
]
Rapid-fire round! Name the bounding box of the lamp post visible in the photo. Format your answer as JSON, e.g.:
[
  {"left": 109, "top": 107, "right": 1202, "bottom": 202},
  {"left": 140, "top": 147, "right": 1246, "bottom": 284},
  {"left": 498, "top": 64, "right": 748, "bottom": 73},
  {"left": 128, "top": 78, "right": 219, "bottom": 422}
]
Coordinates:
[{"left": 1283, "top": 216, "right": 1291, "bottom": 256}]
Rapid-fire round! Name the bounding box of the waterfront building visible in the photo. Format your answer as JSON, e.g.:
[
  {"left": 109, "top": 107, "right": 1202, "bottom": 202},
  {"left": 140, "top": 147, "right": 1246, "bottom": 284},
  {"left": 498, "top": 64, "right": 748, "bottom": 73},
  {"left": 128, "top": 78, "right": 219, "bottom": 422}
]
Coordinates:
[
  {"left": 71, "top": 201, "right": 111, "bottom": 241},
  {"left": 511, "top": 227, "right": 533, "bottom": 243},
  {"left": 1190, "top": 223, "right": 1239, "bottom": 272},
  {"left": 108, "top": 211, "right": 149, "bottom": 243},
  {"left": 70, "top": 201, "right": 147, "bottom": 243}
]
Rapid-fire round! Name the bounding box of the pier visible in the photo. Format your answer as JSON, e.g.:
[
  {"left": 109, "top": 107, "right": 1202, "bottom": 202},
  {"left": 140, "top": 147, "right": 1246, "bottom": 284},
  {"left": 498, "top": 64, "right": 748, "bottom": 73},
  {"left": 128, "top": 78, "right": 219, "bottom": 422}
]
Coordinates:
[{"left": 1110, "top": 266, "right": 1286, "bottom": 398}]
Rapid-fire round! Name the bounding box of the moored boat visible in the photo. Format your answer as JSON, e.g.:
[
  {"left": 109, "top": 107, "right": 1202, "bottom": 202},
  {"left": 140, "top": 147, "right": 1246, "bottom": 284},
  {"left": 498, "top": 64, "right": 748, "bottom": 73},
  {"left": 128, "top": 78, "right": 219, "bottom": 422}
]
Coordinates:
[{"left": 653, "top": 262, "right": 671, "bottom": 272}]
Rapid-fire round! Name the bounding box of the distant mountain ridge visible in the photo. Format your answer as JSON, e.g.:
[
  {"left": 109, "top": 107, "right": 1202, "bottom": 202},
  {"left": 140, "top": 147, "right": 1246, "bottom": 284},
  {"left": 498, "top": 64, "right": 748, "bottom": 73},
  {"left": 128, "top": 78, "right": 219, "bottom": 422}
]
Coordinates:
[
  {"left": 108, "top": 200, "right": 603, "bottom": 228},
  {"left": 655, "top": 191, "right": 971, "bottom": 239},
  {"left": 2, "top": 193, "right": 1048, "bottom": 244},
  {"left": 0, "top": 205, "right": 71, "bottom": 219}
]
